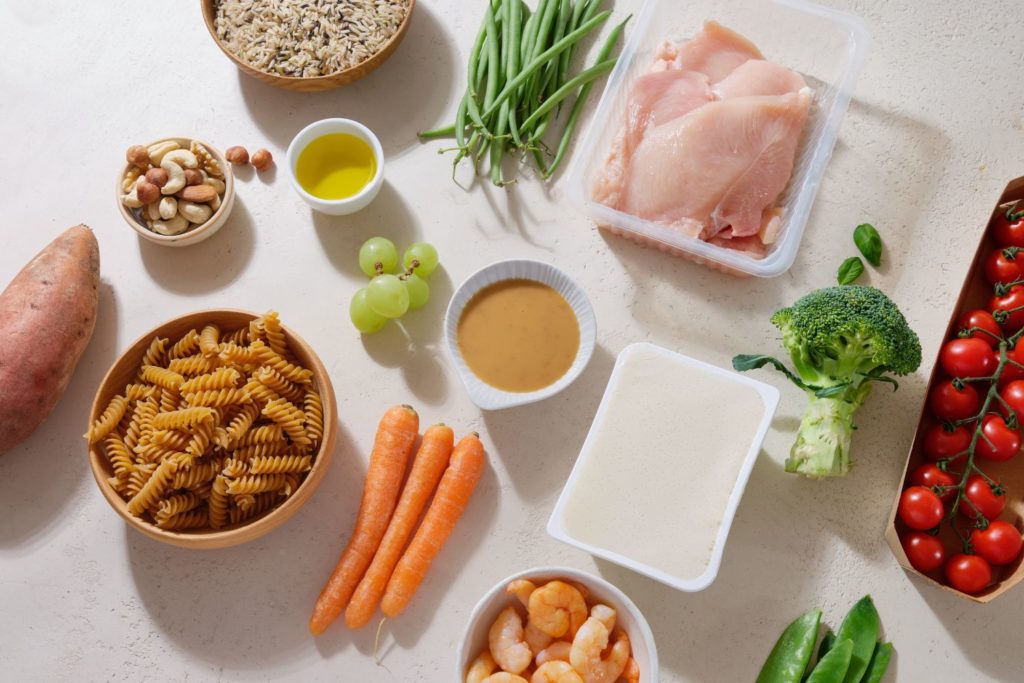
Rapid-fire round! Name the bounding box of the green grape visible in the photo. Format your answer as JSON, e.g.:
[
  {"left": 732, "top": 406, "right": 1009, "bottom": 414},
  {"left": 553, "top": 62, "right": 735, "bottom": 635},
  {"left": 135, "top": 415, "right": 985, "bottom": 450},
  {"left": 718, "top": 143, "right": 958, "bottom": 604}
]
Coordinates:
[
  {"left": 349, "top": 288, "right": 387, "bottom": 333},
  {"left": 358, "top": 237, "right": 399, "bottom": 277},
  {"left": 403, "top": 242, "right": 439, "bottom": 277},
  {"left": 403, "top": 274, "right": 430, "bottom": 310},
  {"left": 366, "top": 274, "right": 409, "bottom": 319}
]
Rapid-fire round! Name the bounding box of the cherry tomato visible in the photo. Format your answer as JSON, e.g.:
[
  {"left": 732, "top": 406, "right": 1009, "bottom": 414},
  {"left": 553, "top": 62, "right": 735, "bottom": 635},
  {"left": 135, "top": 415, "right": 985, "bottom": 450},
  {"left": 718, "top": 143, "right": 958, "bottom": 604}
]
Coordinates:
[
  {"left": 945, "top": 554, "right": 993, "bottom": 594},
  {"left": 909, "top": 463, "right": 958, "bottom": 500},
  {"left": 985, "top": 247, "right": 1024, "bottom": 284},
  {"left": 989, "top": 285, "right": 1024, "bottom": 333},
  {"left": 971, "top": 521, "right": 1024, "bottom": 565},
  {"left": 928, "top": 380, "right": 981, "bottom": 421},
  {"left": 975, "top": 415, "right": 1020, "bottom": 462},
  {"left": 922, "top": 424, "right": 971, "bottom": 462},
  {"left": 1000, "top": 380, "right": 1024, "bottom": 420},
  {"left": 961, "top": 474, "right": 1007, "bottom": 520},
  {"left": 993, "top": 212, "right": 1024, "bottom": 247},
  {"left": 956, "top": 309, "right": 1002, "bottom": 348},
  {"left": 939, "top": 338, "right": 995, "bottom": 379},
  {"left": 898, "top": 486, "right": 945, "bottom": 530},
  {"left": 902, "top": 532, "right": 946, "bottom": 573}
]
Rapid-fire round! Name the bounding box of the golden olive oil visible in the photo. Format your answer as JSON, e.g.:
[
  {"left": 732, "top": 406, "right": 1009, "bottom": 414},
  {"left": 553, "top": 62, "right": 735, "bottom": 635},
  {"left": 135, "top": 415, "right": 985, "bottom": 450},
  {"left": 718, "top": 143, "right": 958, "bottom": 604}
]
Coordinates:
[{"left": 296, "top": 133, "right": 376, "bottom": 200}]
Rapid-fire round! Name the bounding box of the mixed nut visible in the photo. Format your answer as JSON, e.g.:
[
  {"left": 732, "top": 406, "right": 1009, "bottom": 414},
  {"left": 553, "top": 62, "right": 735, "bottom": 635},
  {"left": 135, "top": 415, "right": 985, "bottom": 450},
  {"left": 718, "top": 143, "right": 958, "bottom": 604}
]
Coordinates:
[{"left": 120, "top": 140, "right": 227, "bottom": 236}]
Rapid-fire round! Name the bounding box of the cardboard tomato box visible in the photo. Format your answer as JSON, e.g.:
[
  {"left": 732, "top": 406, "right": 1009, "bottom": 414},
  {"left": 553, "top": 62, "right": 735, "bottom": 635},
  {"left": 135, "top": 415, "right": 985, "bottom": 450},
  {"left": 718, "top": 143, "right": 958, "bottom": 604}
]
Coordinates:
[{"left": 885, "top": 177, "right": 1024, "bottom": 603}]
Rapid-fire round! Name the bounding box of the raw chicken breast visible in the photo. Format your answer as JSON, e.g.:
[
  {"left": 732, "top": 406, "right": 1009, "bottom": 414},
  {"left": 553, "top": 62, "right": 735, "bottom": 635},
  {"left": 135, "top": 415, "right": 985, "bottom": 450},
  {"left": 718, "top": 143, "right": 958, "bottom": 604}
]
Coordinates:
[
  {"left": 712, "top": 59, "right": 807, "bottom": 99},
  {"left": 674, "top": 21, "right": 763, "bottom": 83},
  {"left": 618, "top": 89, "right": 812, "bottom": 238}
]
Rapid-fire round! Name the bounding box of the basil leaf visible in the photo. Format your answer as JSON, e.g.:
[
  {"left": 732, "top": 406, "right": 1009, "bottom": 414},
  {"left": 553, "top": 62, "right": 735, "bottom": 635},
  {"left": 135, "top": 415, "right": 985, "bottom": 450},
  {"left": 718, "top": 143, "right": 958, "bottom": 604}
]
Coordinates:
[
  {"left": 837, "top": 257, "right": 865, "bottom": 285},
  {"left": 853, "top": 224, "right": 882, "bottom": 267}
]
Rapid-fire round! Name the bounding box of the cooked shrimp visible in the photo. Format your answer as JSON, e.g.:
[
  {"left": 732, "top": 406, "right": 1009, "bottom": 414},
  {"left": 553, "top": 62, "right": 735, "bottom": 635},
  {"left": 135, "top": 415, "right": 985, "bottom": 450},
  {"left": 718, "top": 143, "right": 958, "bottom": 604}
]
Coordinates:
[
  {"left": 482, "top": 674, "right": 529, "bottom": 683},
  {"left": 528, "top": 581, "right": 588, "bottom": 639},
  {"left": 507, "top": 579, "right": 537, "bottom": 607},
  {"left": 467, "top": 651, "right": 498, "bottom": 683},
  {"left": 622, "top": 658, "right": 640, "bottom": 683},
  {"left": 569, "top": 617, "right": 631, "bottom": 683},
  {"left": 589, "top": 604, "right": 616, "bottom": 632},
  {"left": 489, "top": 606, "right": 533, "bottom": 674},
  {"left": 536, "top": 640, "right": 572, "bottom": 666},
  {"left": 531, "top": 661, "right": 584, "bottom": 683},
  {"left": 526, "top": 621, "right": 554, "bottom": 654}
]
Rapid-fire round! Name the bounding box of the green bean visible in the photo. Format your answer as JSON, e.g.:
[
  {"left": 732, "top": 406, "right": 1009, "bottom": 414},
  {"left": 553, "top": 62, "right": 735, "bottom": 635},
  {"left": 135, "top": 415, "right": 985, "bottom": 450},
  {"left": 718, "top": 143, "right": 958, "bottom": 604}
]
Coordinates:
[
  {"left": 859, "top": 643, "right": 893, "bottom": 683},
  {"left": 558, "top": 0, "right": 589, "bottom": 85},
  {"left": 805, "top": 639, "right": 853, "bottom": 683},
  {"left": 418, "top": 123, "right": 457, "bottom": 139},
  {"left": 519, "top": 57, "right": 615, "bottom": 134},
  {"left": 505, "top": 0, "right": 523, "bottom": 147},
  {"left": 833, "top": 596, "right": 880, "bottom": 683},
  {"left": 481, "top": 10, "right": 611, "bottom": 120},
  {"left": 756, "top": 609, "right": 822, "bottom": 683},
  {"left": 519, "top": 2, "right": 538, "bottom": 76},
  {"left": 483, "top": 3, "right": 502, "bottom": 110}
]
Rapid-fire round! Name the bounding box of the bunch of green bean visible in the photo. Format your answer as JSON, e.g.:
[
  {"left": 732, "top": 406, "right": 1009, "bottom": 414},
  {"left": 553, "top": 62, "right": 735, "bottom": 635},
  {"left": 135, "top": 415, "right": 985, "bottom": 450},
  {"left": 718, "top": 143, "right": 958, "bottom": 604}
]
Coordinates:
[{"left": 419, "top": 0, "right": 628, "bottom": 186}]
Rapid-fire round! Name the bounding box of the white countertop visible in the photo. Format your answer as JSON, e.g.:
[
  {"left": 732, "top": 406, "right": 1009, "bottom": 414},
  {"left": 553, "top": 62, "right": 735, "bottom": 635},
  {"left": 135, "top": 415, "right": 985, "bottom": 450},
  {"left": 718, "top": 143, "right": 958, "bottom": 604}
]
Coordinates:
[{"left": 2, "top": 0, "right": 1023, "bottom": 680}]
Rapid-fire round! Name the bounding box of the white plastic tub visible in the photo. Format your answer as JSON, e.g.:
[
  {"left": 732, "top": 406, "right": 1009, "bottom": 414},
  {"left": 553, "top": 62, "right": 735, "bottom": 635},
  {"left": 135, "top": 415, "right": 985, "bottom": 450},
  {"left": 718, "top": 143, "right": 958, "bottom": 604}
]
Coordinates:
[
  {"left": 547, "top": 343, "right": 779, "bottom": 591},
  {"left": 567, "top": 0, "right": 870, "bottom": 277}
]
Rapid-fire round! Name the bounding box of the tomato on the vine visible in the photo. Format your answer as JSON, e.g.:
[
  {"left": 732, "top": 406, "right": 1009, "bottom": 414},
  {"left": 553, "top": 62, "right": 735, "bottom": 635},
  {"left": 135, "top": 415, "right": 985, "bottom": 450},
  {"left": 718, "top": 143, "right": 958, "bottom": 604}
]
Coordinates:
[
  {"left": 998, "top": 344, "right": 1024, "bottom": 387},
  {"left": 928, "top": 380, "right": 981, "bottom": 421},
  {"left": 992, "top": 212, "right": 1024, "bottom": 247},
  {"left": 898, "top": 486, "right": 945, "bottom": 530},
  {"left": 939, "top": 338, "right": 995, "bottom": 379},
  {"left": 975, "top": 415, "right": 1020, "bottom": 462},
  {"left": 901, "top": 532, "right": 946, "bottom": 573},
  {"left": 922, "top": 424, "right": 971, "bottom": 462},
  {"left": 985, "top": 247, "right": 1024, "bottom": 285},
  {"left": 909, "top": 463, "right": 957, "bottom": 500},
  {"left": 989, "top": 285, "right": 1024, "bottom": 332},
  {"left": 961, "top": 474, "right": 1006, "bottom": 520},
  {"left": 945, "top": 554, "right": 992, "bottom": 594},
  {"left": 971, "top": 521, "right": 1024, "bottom": 565},
  {"left": 1000, "top": 380, "right": 1024, "bottom": 419},
  {"left": 956, "top": 309, "right": 1002, "bottom": 348}
]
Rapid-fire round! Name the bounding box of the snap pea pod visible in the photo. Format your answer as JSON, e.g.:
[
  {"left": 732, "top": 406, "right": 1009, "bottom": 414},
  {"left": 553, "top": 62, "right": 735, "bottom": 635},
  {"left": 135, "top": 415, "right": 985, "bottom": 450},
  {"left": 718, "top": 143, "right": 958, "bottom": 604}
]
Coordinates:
[
  {"left": 805, "top": 639, "right": 854, "bottom": 683},
  {"left": 834, "top": 596, "right": 881, "bottom": 683},
  {"left": 756, "top": 609, "right": 822, "bottom": 683},
  {"left": 859, "top": 643, "right": 893, "bottom": 683}
]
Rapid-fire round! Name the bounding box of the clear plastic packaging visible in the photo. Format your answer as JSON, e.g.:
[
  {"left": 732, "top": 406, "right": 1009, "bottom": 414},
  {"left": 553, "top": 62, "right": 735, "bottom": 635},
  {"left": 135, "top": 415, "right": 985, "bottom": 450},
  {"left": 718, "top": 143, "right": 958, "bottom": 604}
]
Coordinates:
[{"left": 567, "top": 0, "right": 870, "bottom": 277}]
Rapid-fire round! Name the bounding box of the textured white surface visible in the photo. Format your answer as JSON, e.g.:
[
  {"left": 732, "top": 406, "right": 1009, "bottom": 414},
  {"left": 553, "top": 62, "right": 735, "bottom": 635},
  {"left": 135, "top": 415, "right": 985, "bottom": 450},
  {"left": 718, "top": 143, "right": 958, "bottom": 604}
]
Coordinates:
[{"left": 1, "top": 0, "right": 1023, "bottom": 681}]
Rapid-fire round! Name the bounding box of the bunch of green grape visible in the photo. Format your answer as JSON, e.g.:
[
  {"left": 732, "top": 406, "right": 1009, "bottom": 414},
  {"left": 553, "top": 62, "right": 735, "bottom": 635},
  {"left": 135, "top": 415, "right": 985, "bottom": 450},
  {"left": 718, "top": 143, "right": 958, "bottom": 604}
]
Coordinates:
[{"left": 349, "top": 237, "right": 440, "bottom": 333}]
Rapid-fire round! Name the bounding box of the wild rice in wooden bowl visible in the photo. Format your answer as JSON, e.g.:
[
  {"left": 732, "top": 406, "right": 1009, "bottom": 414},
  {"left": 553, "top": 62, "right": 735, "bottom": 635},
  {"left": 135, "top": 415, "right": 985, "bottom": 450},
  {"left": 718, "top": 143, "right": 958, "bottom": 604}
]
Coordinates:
[{"left": 202, "top": 0, "right": 416, "bottom": 92}]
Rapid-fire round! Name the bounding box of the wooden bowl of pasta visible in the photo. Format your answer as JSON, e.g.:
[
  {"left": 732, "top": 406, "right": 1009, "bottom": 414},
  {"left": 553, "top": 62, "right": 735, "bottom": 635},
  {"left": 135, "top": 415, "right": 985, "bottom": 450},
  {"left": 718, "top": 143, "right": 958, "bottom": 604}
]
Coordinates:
[{"left": 86, "top": 309, "right": 337, "bottom": 549}]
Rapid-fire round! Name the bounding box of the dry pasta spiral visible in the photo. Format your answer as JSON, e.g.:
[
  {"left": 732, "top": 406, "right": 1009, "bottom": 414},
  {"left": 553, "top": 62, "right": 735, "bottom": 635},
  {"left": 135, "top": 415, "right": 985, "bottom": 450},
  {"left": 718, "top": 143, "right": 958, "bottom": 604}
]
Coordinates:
[{"left": 249, "top": 454, "right": 312, "bottom": 474}]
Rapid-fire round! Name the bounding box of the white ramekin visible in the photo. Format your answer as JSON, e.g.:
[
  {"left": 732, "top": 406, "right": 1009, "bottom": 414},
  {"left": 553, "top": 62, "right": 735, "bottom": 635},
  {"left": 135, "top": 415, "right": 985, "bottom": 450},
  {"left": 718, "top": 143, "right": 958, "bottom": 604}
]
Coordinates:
[{"left": 285, "top": 118, "right": 384, "bottom": 215}]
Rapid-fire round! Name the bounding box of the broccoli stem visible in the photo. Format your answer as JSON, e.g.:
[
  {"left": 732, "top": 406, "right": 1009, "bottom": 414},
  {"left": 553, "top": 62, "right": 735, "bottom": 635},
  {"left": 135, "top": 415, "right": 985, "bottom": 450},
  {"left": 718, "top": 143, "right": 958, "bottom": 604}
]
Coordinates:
[{"left": 786, "top": 387, "right": 870, "bottom": 478}]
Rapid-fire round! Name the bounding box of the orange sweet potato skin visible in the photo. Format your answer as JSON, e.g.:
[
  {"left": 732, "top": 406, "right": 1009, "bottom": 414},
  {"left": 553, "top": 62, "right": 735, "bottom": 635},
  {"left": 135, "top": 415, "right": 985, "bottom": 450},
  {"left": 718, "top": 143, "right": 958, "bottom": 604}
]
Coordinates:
[{"left": 0, "top": 225, "right": 99, "bottom": 454}]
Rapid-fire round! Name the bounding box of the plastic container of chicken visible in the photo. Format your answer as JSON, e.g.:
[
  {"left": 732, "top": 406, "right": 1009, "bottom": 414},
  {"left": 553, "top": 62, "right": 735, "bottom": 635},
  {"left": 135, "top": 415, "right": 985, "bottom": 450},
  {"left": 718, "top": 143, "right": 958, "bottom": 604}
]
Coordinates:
[{"left": 567, "top": 0, "right": 870, "bottom": 277}]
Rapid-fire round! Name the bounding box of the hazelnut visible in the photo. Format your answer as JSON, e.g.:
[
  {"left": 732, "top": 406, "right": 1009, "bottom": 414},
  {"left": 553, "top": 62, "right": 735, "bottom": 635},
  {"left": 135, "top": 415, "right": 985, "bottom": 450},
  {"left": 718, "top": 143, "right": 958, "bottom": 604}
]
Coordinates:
[
  {"left": 225, "top": 146, "right": 249, "bottom": 165},
  {"left": 251, "top": 148, "right": 274, "bottom": 171},
  {"left": 126, "top": 145, "right": 152, "bottom": 170},
  {"left": 145, "top": 167, "right": 169, "bottom": 188},
  {"left": 184, "top": 169, "right": 204, "bottom": 186},
  {"left": 136, "top": 180, "right": 160, "bottom": 205}
]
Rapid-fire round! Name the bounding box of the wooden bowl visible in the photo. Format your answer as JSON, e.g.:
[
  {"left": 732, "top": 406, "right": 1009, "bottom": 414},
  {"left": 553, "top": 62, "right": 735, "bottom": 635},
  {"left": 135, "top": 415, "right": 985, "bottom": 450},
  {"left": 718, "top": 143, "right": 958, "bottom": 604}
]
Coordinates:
[
  {"left": 200, "top": 0, "right": 416, "bottom": 92},
  {"left": 86, "top": 310, "right": 337, "bottom": 549},
  {"left": 115, "top": 137, "right": 236, "bottom": 248}
]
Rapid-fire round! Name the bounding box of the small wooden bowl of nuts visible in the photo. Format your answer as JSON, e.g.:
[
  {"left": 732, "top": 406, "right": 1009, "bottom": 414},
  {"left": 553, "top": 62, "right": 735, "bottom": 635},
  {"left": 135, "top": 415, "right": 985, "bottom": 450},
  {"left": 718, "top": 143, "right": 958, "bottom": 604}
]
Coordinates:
[{"left": 116, "top": 137, "right": 235, "bottom": 248}]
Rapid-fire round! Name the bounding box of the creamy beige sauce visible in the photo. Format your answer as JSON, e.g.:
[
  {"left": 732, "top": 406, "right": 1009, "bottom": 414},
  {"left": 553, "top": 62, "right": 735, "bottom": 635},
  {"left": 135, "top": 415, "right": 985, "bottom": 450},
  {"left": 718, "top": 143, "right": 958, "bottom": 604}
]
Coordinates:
[
  {"left": 457, "top": 279, "right": 579, "bottom": 393},
  {"left": 560, "top": 344, "right": 766, "bottom": 581}
]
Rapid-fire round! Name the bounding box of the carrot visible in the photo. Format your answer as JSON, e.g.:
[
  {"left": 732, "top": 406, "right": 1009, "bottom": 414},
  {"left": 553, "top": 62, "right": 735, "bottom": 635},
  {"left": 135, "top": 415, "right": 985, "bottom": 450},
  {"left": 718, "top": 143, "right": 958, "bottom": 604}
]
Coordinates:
[
  {"left": 380, "top": 432, "right": 486, "bottom": 618},
  {"left": 344, "top": 423, "right": 455, "bottom": 628},
  {"left": 309, "top": 404, "right": 419, "bottom": 635}
]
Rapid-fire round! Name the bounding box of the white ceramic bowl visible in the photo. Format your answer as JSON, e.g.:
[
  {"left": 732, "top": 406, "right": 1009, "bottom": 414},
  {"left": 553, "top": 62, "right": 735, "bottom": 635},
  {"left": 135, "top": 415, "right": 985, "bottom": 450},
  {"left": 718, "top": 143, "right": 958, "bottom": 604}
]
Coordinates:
[
  {"left": 444, "top": 259, "right": 597, "bottom": 410},
  {"left": 285, "top": 118, "right": 384, "bottom": 215},
  {"left": 457, "top": 566, "right": 658, "bottom": 683}
]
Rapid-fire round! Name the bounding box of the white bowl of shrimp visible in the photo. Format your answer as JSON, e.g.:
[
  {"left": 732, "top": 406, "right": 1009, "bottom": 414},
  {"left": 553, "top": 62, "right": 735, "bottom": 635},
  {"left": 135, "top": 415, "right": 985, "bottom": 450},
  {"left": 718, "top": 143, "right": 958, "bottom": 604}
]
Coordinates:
[{"left": 457, "top": 566, "right": 658, "bottom": 683}]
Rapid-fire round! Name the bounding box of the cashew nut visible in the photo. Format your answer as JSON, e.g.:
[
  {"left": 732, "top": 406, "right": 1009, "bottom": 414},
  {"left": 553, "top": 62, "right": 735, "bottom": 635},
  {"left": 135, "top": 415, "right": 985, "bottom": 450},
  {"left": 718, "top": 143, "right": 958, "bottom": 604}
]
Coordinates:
[
  {"left": 163, "top": 149, "right": 198, "bottom": 169},
  {"left": 159, "top": 196, "right": 178, "bottom": 220},
  {"left": 177, "top": 199, "right": 212, "bottom": 224},
  {"left": 147, "top": 141, "right": 181, "bottom": 165},
  {"left": 151, "top": 214, "right": 189, "bottom": 236},
  {"left": 204, "top": 176, "right": 226, "bottom": 194},
  {"left": 161, "top": 159, "right": 186, "bottom": 195},
  {"left": 122, "top": 176, "right": 144, "bottom": 208},
  {"left": 145, "top": 202, "right": 161, "bottom": 222},
  {"left": 208, "top": 193, "right": 222, "bottom": 211}
]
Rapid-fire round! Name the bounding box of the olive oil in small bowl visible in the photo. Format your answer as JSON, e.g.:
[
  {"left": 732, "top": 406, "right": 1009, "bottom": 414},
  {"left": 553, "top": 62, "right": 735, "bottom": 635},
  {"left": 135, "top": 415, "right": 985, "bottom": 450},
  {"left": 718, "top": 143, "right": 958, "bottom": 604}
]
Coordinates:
[{"left": 286, "top": 118, "right": 384, "bottom": 215}]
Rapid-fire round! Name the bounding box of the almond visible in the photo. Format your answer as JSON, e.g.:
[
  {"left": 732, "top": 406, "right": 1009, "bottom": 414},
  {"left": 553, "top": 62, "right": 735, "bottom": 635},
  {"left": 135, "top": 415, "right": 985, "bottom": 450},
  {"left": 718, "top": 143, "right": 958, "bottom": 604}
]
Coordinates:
[{"left": 177, "top": 184, "right": 218, "bottom": 203}]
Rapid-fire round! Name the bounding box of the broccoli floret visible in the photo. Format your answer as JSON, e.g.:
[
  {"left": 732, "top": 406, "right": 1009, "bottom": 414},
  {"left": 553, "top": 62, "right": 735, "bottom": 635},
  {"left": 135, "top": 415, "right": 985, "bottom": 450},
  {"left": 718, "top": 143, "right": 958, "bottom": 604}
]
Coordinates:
[{"left": 735, "top": 286, "right": 921, "bottom": 478}]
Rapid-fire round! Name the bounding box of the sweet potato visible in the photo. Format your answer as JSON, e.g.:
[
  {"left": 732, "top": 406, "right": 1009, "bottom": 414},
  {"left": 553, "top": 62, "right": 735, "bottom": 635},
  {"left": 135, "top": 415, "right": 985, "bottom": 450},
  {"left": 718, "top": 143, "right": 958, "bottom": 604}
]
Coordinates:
[{"left": 0, "top": 225, "right": 99, "bottom": 454}]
